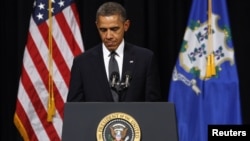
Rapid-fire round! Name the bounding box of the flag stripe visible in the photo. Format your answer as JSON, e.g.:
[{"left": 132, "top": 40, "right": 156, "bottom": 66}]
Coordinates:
[
  {"left": 37, "top": 21, "right": 71, "bottom": 87},
  {"left": 21, "top": 67, "right": 60, "bottom": 140},
  {"left": 70, "top": 3, "right": 82, "bottom": 33},
  {"left": 27, "top": 31, "right": 65, "bottom": 118},
  {"left": 60, "top": 5, "right": 83, "bottom": 55},
  {"left": 22, "top": 46, "right": 63, "bottom": 139}
]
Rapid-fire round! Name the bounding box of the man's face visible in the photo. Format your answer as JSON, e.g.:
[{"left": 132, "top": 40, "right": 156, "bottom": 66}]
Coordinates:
[{"left": 96, "top": 14, "right": 130, "bottom": 51}]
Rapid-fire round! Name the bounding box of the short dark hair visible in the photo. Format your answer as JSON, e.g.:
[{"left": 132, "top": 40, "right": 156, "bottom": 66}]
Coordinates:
[{"left": 96, "top": 2, "right": 127, "bottom": 22}]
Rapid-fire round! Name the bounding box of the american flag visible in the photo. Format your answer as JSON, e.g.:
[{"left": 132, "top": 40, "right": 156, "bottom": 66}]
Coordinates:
[{"left": 14, "top": 0, "right": 84, "bottom": 140}]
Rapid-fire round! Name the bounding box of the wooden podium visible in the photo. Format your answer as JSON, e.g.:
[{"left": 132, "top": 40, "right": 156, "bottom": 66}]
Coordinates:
[{"left": 62, "top": 102, "right": 179, "bottom": 141}]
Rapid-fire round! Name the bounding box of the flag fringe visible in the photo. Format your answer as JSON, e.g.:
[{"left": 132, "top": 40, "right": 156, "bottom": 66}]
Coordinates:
[
  {"left": 47, "top": 95, "right": 55, "bottom": 122},
  {"left": 14, "top": 113, "right": 29, "bottom": 141},
  {"left": 205, "top": 54, "right": 216, "bottom": 78}
]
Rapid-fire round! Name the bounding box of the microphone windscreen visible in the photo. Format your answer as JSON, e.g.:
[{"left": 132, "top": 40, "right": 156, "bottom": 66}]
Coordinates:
[{"left": 110, "top": 71, "right": 119, "bottom": 80}]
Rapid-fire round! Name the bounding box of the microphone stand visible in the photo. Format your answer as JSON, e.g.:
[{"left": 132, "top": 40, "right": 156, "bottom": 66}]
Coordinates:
[
  {"left": 114, "top": 81, "right": 130, "bottom": 102},
  {"left": 110, "top": 71, "right": 131, "bottom": 102}
]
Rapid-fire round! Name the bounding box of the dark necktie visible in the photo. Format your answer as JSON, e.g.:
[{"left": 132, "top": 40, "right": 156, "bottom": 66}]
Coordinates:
[{"left": 109, "top": 51, "right": 120, "bottom": 102}]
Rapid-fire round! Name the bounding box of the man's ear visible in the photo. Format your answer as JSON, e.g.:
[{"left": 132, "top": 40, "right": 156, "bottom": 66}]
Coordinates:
[
  {"left": 95, "top": 21, "right": 98, "bottom": 28},
  {"left": 124, "top": 20, "right": 130, "bottom": 32}
]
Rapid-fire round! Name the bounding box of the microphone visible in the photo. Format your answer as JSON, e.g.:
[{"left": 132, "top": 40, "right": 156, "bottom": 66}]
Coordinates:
[
  {"left": 110, "top": 71, "right": 119, "bottom": 87},
  {"left": 124, "top": 71, "right": 132, "bottom": 88}
]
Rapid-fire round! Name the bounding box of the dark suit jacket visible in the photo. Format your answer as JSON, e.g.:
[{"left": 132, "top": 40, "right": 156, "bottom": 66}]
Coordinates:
[{"left": 67, "top": 42, "right": 162, "bottom": 102}]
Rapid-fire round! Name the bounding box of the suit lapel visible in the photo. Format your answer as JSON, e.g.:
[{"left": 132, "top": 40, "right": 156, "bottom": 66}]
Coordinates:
[
  {"left": 92, "top": 45, "right": 114, "bottom": 101},
  {"left": 122, "top": 43, "right": 135, "bottom": 79}
]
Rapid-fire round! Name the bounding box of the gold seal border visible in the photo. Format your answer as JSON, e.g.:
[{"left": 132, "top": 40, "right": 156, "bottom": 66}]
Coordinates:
[{"left": 96, "top": 112, "right": 141, "bottom": 141}]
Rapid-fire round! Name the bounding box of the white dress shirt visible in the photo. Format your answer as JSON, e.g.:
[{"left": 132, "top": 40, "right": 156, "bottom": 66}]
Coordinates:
[{"left": 103, "top": 39, "right": 124, "bottom": 81}]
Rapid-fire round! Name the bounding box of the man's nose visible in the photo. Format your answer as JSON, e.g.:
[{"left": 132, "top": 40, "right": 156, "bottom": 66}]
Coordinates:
[{"left": 106, "top": 30, "right": 113, "bottom": 39}]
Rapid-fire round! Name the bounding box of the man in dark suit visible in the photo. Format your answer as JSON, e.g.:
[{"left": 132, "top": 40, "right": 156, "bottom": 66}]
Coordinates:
[{"left": 67, "top": 1, "right": 162, "bottom": 102}]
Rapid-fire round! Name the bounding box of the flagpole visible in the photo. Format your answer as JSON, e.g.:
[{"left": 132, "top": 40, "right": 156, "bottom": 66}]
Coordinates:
[
  {"left": 47, "top": 0, "right": 55, "bottom": 122},
  {"left": 206, "top": 0, "right": 216, "bottom": 78}
]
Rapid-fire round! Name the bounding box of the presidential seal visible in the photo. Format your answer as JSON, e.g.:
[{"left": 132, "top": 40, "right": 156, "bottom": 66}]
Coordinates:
[{"left": 96, "top": 112, "right": 141, "bottom": 141}]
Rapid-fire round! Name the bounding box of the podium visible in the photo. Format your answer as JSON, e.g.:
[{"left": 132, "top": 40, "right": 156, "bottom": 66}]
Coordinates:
[{"left": 62, "top": 102, "right": 178, "bottom": 141}]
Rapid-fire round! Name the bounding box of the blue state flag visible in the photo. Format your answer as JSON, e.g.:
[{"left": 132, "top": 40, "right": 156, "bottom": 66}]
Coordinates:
[{"left": 168, "top": 0, "right": 242, "bottom": 141}]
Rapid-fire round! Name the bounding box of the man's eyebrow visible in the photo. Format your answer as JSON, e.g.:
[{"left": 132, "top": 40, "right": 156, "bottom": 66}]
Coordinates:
[{"left": 99, "top": 27, "right": 120, "bottom": 30}]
